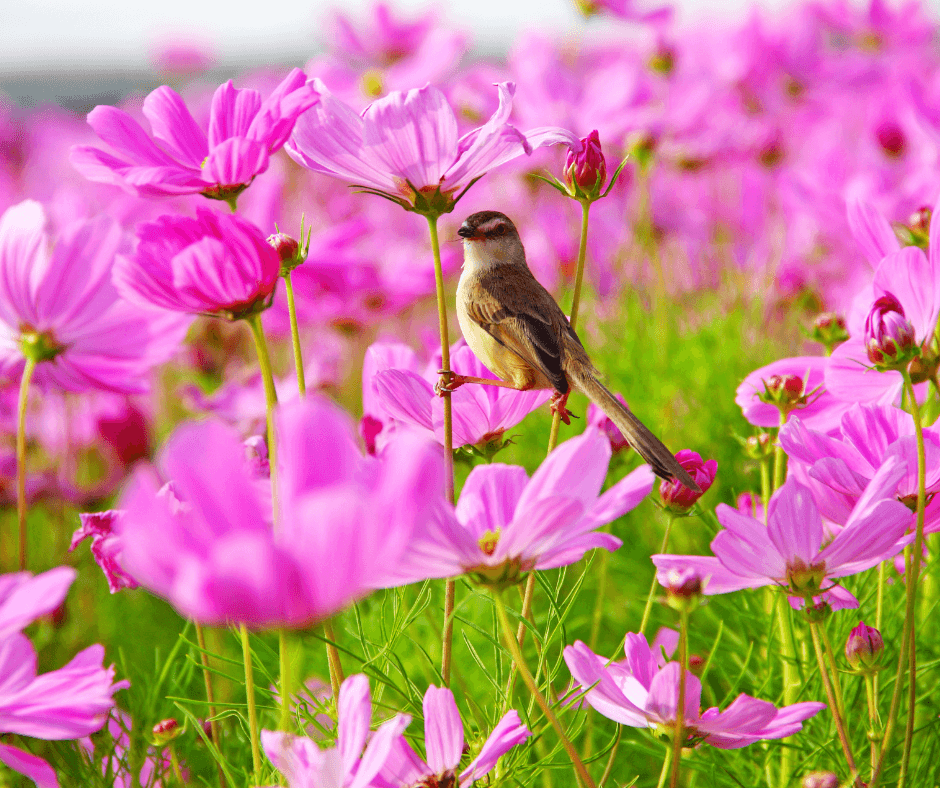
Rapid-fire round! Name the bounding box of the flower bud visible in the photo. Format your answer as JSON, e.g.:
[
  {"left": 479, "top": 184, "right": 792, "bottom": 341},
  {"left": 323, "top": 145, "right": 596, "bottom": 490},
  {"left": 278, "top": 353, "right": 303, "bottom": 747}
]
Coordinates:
[
  {"left": 565, "top": 130, "right": 607, "bottom": 199},
  {"left": 802, "top": 772, "right": 839, "bottom": 788},
  {"left": 743, "top": 433, "right": 773, "bottom": 460},
  {"left": 657, "top": 567, "right": 705, "bottom": 613},
  {"left": 845, "top": 621, "right": 884, "bottom": 670},
  {"left": 864, "top": 293, "right": 918, "bottom": 369},
  {"left": 876, "top": 121, "right": 906, "bottom": 158},
  {"left": 267, "top": 231, "right": 306, "bottom": 275},
  {"left": 808, "top": 312, "right": 849, "bottom": 353},
  {"left": 152, "top": 718, "right": 181, "bottom": 745},
  {"left": 659, "top": 450, "right": 716, "bottom": 513}
]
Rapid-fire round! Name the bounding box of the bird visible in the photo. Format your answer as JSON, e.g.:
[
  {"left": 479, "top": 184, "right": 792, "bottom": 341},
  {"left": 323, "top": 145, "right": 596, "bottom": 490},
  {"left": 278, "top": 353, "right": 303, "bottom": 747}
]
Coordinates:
[{"left": 440, "top": 209, "right": 700, "bottom": 493}]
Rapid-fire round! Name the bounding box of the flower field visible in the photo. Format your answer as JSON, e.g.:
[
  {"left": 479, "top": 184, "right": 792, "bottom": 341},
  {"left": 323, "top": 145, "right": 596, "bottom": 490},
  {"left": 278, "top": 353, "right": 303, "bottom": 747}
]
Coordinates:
[{"left": 1, "top": 1, "right": 939, "bottom": 786}]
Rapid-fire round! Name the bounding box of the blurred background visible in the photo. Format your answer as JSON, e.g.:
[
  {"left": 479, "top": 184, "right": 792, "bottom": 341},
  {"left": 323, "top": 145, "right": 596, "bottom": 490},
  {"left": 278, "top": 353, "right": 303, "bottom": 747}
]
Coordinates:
[{"left": 4, "top": 0, "right": 823, "bottom": 109}]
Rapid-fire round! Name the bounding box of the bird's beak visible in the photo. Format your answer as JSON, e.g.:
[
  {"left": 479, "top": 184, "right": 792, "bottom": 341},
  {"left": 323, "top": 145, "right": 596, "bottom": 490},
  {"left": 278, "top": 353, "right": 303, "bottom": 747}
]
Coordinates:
[{"left": 457, "top": 224, "right": 478, "bottom": 240}]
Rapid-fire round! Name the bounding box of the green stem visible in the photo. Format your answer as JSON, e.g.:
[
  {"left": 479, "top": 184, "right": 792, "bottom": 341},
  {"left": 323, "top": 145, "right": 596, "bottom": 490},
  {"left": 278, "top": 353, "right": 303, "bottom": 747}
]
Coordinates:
[
  {"left": 15, "top": 357, "right": 36, "bottom": 572},
  {"left": 246, "top": 313, "right": 279, "bottom": 514},
  {"left": 194, "top": 622, "right": 226, "bottom": 788},
  {"left": 283, "top": 271, "right": 306, "bottom": 398},
  {"left": 864, "top": 672, "right": 881, "bottom": 779},
  {"left": 669, "top": 608, "right": 690, "bottom": 788},
  {"left": 279, "top": 629, "right": 292, "bottom": 732},
  {"left": 656, "top": 747, "right": 672, "bottom": 788},
  {"left": 772, "top": 413, "right": 787, "bottom": 491},
  {"left": 899, "top": 630, "right": 916, "bottom": 787},
  {"left": 493, "top": 590, "right": 597, "bottom": 788},
  {"left": 870, "top": 373, "right": 928, "bottom": 788},
  {"left": 809, "top": 621, "right": 860, "bottom": 784},
  {"left": 820, "top": 626, "right": 846, "bottom": 723},
  {"left": 241, "top": 624, "right": 262, "bottom": 784},
  {"left": 640, "top": 513, "right": 677, "bottom": 635},
  {"left": 760, "top": 455, "right": 771, "bottom": 525},
  {"left": 323, "top": 619, "right": 345, "bottom": 699},
  {"left": 597, "top": 726, "right": 621, "bottom": 788},
  {"left": 426, "top": 214, "right": 456, "bottom": 686},
  {"left": 776, "top": 595, "right": 798, "bottom": 788}
]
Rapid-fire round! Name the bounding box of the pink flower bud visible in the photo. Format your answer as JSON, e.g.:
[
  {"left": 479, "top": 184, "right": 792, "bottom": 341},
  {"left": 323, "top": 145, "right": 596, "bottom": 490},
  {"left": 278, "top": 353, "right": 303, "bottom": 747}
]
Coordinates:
[
  {"left": 845, "top": 621, "right": 884, "bottom": 669},
  {"left": 876, "top": 121, "right": 906, "bottom": 157},
  {"left": 659, "top": 450, "right": 716, "bottom": 513},
  {"left": 864, "top": 293, "right": 917, "bottom": 368},
  {"left": 809, "top": 312, "right": 849, "bottom": 353},
  {"left": 802, "top": 772, "right": 839, "bottom": 788},
  {"left": 565, "top": 130, "right": 607, "bottom": 197},
  {"left": 744, "top": 433, "right": 773, "bottom": 460},
  {"left": 267, "top": 232, "right": 300, "bottom": 262},
  {"left": 152, "top": 718, "right": 181, "bottom": 745}
]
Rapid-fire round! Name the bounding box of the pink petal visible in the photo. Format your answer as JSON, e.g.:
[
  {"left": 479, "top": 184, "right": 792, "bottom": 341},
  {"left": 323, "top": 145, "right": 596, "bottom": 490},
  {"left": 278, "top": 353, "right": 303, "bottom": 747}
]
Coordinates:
[
  {"left": 373, "top": 369, "right": 434, "bottom": 431},
  {"left": 846, "top": 199, "right": 900, "bottom": 267},
  {"left": 651, "top": 554, "right": 767, "bottom": 595},
  {"left": 766, "top": 482, "right": 823, "bottom": 565},
  {"left": 0, "top": 744, "right": 59, "bottom": 788},
  {"left": 0, "top": 200, "right": 47, "bottom": 328},
  {"left": 825, "top": 338, "right": 902, "bottom": 406},
  {"left": 646, "top": 663, "right": 701, "bottom": 727},
  {"left": 423, "top": 686, "right": 464, "bottom": 773},
  {"left": 142, "top": 85, "right": 209, "bottom": 167},
  {"left": 208, "top": 80, "right": 261, "bottom": 147},
  {"left": 337, "top": 675, "right": 371, "bottom": 771},
  {"left": 353, "top": 714, "right": 413, "bottom": 788},
  {"left": 247, "top": 68, "right": 320, "bottom": 151},
  {"left": 459, "top": 710, "right": 530, "bottom": 785},
  {"left": 456, "top": 464, "right": 529, "bottom": 538},
  {"left": 201, "top": 136, "right": 269, "bottom": 187},
  {"left": 85, "top": 105, "right": 180, "bottom": 167},
  {"left": 0, "top": 566, "right": 76, "bottom": 640},
  {"left": 873, "top": 246, "right": 939, "bottom": 343},
  {"left": 563, "top": 640, "right": 649, "bottom": 727},
  {"left": 516, "top": 428, "right": 610, "bottom": 513}
]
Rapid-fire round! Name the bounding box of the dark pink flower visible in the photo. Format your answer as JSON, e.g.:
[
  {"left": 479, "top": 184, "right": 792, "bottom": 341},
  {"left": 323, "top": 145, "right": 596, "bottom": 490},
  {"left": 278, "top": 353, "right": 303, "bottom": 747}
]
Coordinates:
[
  {"left": 564, "top": 633, "right": 824, "bottom": 749},
  {"left": 70, "top": 70, "right": 319, "bottom": 203},
  {"left": 845, "top": 621, "right": 884, "bottom": 669},
  {"left": 115, "top": 208, "right": 280, "bottom": 319},
  {"left": 864, "top": 292, "right": 918, "bottom": 368},
  {"left": 565, "top": 129, "right": 607, "bottom": 197},
  {"left": 0, "top": 202, "right": 189, "bottom": 394},
  {"left": 659, "top": 450, "right": 716, "bottom": 513}
]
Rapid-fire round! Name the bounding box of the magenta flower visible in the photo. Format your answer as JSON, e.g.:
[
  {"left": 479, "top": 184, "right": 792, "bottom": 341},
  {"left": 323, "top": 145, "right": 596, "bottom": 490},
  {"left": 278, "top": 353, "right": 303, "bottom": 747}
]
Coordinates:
[
  {"left": 565, "top": 129, "right": 608, "bottom": 199},
  {"left": 114, "top": 208, "right": 280, "bottom": 320},
  {"left": 70, "top": 69, "right": 319, "bottom": 203},
  {"left": 564, "top": 633, "right": 824, "bottom": 748},
  {"left": 827, "top": 240, "right": 940, "bottom": 406},
  {"left": 70, "top": 511, "right": 139, "bottom": 593},
  {"left": 369, "top": 343, "right": 550, "bottom": 450},
  {"left": 0, "top": 567, "right": 75, "bottom": 639},
  {"left": 379, "top": 427, "right": 654, "bottom": 588},
  {"left": 116, "top": 395, "right": 444, "bottom": 628},
  {"left": 261, "top": 674, "right": 410, "bottom": 788},
  {"left": 736, "top": 356, "right": 851, "bottom": 434},
  {"left": 376, "top": 685, "right": 530, "bottom": 787},
  {"left": 287, "top": 80, "right": 578, "bottom": 213},
  {"left": 652, "top": 459, "right": 913, "bottom": 602},
  {"left": 0, "top": 201, "right": 189, "bottom": 393},
  {"left": 845, "top": 621, "right": 884, "bottom": 670},
  {"left": 779, "top": 404, "right": 940, "bottom": 528},
  {"left": 659, "top": 450, "right": 716, "bottom": 513},
  {"left": 864, "top": 292, "right": 918, "bottom": 368}
]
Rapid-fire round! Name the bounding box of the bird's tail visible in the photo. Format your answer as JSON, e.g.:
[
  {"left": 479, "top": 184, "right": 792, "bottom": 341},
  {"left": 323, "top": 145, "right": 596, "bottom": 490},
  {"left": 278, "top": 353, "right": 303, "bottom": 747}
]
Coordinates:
[{"left": 568, "top": 369, "right": 701, "bottom": 492}]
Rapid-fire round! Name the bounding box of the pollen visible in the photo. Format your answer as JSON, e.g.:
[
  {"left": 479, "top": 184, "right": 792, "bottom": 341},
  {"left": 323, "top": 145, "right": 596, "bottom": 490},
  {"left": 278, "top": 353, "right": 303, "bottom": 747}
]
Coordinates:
[{"left": 478, "top": 529, "right": 501, "bottom": 556}]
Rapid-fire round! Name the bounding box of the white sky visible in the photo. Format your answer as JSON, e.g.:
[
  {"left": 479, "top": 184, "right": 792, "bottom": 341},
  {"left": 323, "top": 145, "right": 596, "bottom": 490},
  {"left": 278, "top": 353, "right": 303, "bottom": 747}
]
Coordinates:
[{"left": 0, "top": 0, "right": 806, "bottom": 74}]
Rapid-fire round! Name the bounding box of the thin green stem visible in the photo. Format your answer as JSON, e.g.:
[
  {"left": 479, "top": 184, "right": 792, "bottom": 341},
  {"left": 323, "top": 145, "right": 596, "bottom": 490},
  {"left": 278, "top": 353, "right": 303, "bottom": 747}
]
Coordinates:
[
  {"left": 820, "top": 626, "right": 846, "bottom": 723},
  {"left": 772, "top": 415, "right": 787, "bottom": 491},
  {"left": 870, "top": 373, "right": 928, "bottom": 788},
  {"left": 240, "top": 624, "right": 262, "bottom": 784},
  {"left": 425, "top": 214, "right": 456, "bottom": 686},
  {"left": 246, "top": 313, "right": 278, "bottom": 514},
  {"left": 864, "top": 672, "right": 881, "bottom": 779},
  {"left": 656, "top": 748, "right": 672, "bottom": 788},
  {"left": 776, "top": 594, "right": 798, "bottom": 788},
  {"left": 194, "top": 622, "right": 226, "bottom": 788},
  {"left": 597, "top": 726, "right": 621, "bottom": 788},
  {"left": 899, "top": 631, "right": 916, "bottom": 787},
  {"left": 640, "top": 514, "right": 677, "bottom": 635},
  {"left": 283, "top": 271, "right": 306, "bottom": 398},
  {"left": 809, "top": 621, "right": 860, "bottom": 784},
  {"left": 15, "top": 357, "right": 36, "bottom": 572},
  {"left": 493, "top": 590, "right": 597, "bottom": 788},
  {"left": 760, "top": 456, "right": 771, "bottom": 525},
  {"left": 323, "top": 619, "right": 345, "bottom": 699},
  {"left": 669, "top": 608, "right": 690, "bottom": 788},
  {"left": 279, "top": 629, "right": 292, "bottom": 732}
]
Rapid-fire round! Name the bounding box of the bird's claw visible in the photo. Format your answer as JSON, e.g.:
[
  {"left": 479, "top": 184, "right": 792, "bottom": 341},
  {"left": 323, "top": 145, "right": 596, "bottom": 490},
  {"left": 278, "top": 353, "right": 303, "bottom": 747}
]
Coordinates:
[
  {"left": 435, "top": 370, "right": 465, "bottom": 396},
  {"left": 549, "top": 392, "right": 578, "bottom": 426}
]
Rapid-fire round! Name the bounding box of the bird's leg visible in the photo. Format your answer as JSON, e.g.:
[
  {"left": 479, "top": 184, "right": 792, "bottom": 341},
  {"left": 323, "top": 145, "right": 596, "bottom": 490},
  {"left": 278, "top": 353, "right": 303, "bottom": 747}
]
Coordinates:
[
  {"left": 435, "top": 370, "right": 529, "bottom": 396},
  {"left": 549, "top": 391, "right": 578, "bottom": 425}
]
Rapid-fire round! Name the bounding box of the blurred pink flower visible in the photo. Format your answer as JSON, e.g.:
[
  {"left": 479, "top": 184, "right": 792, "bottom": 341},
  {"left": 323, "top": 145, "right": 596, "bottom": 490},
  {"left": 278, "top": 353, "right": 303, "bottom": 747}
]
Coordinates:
[
  {"left": 564, "top": 633, "right": 824, "bottom": 748},
  {"left": 261, "top": 673, "right": 410, "bottom": 788},
  {"left": 115, "top": 208, "right": 280, "bottom": 319},
  {"left": 287, "top": 81, "right": 578, "bottom": 212},
  {"left": 70, "top": 511, "right": 139, "bottom": 593},
  {"left": 0, "top": 566, "right": 75, "bottom": 639},
  {"left": 653, "top": 459, "right": 912, "bottom": 600},
  {"left": 70, "top": 69, "right": 319, "bottom": 203},
  {"left": 377, "top": 685, "right": 530, "bottom": 787},
  {"left": 379, "top": 428, "right": 654, "bottom": 587},
  {"left": 0, "top": 201, "right": 189, "bottom": 393},
  {"left": 117, "top": 396, "right": 444, "bottom": 628}
]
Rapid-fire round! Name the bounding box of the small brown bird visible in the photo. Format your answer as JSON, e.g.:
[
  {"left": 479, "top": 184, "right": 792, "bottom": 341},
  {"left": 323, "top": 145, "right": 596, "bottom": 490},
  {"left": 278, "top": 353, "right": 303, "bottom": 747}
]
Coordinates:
[{"left": 442, "top": 210, "right": 699, "bottom": 493}]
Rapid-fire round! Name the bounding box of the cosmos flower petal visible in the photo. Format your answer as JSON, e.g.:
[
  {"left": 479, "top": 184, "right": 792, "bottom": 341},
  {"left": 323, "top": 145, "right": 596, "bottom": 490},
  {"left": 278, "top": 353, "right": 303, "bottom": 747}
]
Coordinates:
[
  {"left": 423, "top": 686, "right": 464, "bottom": 773},
  {"left": 0, "top": 744, "right": 60, "bottom": 788},
  {"left": 766, "top": 482, "right": 823, "bottom": 565},
  {"left": 873, "top": 246, "right": 939, "bottom": 342},
  {"left": 459, "top": 710, "right": 531, "bottom": 785},
  {"left": 846, "top": 198, "right": 900, "bottom": 267},
  {"left": 141, "top": 85, "right": 209, "bottom": 167}
]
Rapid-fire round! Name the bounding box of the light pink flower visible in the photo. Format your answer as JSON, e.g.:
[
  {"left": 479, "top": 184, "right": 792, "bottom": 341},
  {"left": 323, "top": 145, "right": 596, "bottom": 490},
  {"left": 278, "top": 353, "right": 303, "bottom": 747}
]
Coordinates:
[
  {"left": 115, "top": 208, "right": 280, "bottom": 319},
  {"left": 287, "top": 81, "right": 578, "bottom": 212},
  {"left": 0, "top": 201, "right": 188, "bottom": 394},
  {"left": 379, "top": 428, "right": 654, "bottom": 587},
  {"left": 376, "top": 685, "right": 530, "bottom": 787},
  {"left": 70, "top": 70, "right": 319, "bottom": 202},
  {"left": 565, "top": 633, "right": 824, "bottom": 748},
  {"left": 0, "top": 566, "right": 75, "bottom": 640},
  {"left": 261, "top": 674, "right": 410, "bottom": 788}
]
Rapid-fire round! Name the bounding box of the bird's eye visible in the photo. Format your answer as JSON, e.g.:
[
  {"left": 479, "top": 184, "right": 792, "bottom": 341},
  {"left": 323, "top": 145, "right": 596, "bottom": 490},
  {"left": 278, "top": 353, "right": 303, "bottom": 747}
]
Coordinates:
[{"left": 493, "top": 225, "right": 506, "bottom": 236}]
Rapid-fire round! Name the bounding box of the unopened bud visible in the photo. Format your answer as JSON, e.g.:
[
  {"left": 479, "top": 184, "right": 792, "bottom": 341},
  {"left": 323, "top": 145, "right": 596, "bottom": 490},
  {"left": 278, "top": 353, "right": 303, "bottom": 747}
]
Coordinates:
[
  {"left": 809, "top": 312, "right": 849, "bottom": 353},
  {"left": 657, "top": 567, "right": 705, "bottom": 614},
  {"left": 565, "top": 130, "right": 607, "bottom": 199},
  {"left": 659, "top": 450, "right": 716, "bottom": 513},
  {"left": 864, "top": 293, "right": 918, "bottom": 369},
  {"left": 152, "top": 718, "right": 181, "bottom": 745},
  {"left": 744, "top": 433, "right": 773, "bottom": 460},
  {"left": 759, "top": 374, "right": 807, "bottom": 413},
  {"left": 845, "top": 621, "right": 884, "bottom": 671},
  {"left": 876, "top": 121, "right": 906, "bottom": 157},
  {"left": 267, "top": 232, "right": 305, "bottom": 274},
  {"left": 802, "top": 772, "right": 839, "bottom": 788}
]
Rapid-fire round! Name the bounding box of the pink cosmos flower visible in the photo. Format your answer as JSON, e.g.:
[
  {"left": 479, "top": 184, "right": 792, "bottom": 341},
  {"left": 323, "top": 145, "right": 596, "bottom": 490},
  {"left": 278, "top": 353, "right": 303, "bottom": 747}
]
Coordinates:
[
  {"left": 287, "top": 81, "right": 578, "bottom": 213},
  {"left": 736, "top": 356, "right": 852, "bottom": 434},
  {"left": 375, "top": 685, "right": 530, "bottom": 787},
  {"left": 260, "top": 674, "right": 410, "bottom": 788},
  {"left": 368, "top": 342, "right": 550, "bottom": 450},
  {"left": 0, "top": 201, "right": 188, "bottom": 393},
  {"left": 826, "top": 230, "right": 940, "bottom": 405},
  {"left": 564, "top": 633, "right": 824, "bottom": 748},
  {"left": 117, "top": 395, "right": 444, "bottom": 628},
  {"left": 114, "top": 208, "right": 281, "bottom": 319},
  {"left": 378, "top": 427, "right": 654, "bottom": 588},
  {"left": 70, "top": 511, "right": 139, "bottom": 593},
  {"left": 652, "top": 459, "right": 913, "bottom": 603},
  {"left": 0, "top": 566, "right": 75, "bottom": 639},
  {"left": 780, "top": 404, "right": 940, "bottom": 529},
  {"left": 70, "top": 69, "right": 319, "bottom": 203}
]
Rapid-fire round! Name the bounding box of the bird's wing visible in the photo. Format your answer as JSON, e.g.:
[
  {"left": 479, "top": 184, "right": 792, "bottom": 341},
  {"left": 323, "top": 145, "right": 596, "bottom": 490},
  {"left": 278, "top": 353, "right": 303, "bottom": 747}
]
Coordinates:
[{"left": 464, "top": 268, "right": 571, "bottom": 392}]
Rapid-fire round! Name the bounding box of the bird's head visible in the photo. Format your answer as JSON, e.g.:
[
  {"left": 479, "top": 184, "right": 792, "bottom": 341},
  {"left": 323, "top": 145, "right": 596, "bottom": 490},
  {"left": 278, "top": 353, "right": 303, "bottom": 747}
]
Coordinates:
[{"left": 457, "top": 211, "right": 525, "bottom": 270}]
